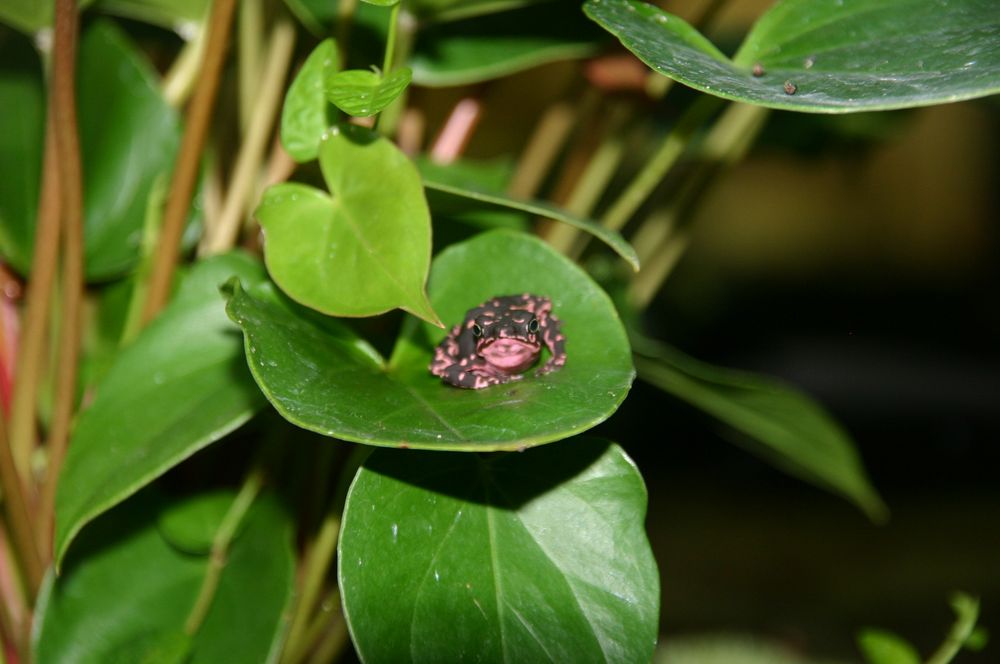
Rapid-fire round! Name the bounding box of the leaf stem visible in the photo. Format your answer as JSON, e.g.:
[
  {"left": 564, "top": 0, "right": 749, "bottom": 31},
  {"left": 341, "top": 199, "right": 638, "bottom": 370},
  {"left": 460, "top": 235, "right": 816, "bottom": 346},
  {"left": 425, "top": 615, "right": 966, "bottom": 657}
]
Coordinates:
[
  {"left": 184, "top": 464, "right": 265, "bottom": 636},
  {"left": 41, "top": 0, "right": 86, "bottom": 566},
  {"left": 162, "top": 22, "right": 207, "bottom": 108},
  {"left": 335, "top": 0, "right": 358, "bottom": 65},
  {"left": 142, "top": 0, "right": 238, "bottom": 323},
  {"left": 382, "top": 1, "right": 402, "bottom": 75},
  {"left": 9, "top": 107, "right": 61, "bottom": 482},
  {"left": 200, "top": 16, "right": 296, "bottom": 255},
  {"left": 238, "top": 0, "right": 264, "bottom": 135},
  {"left": 0, "top": 413, "right": 42, "bottom": 598},
  {"left": 926, "top": 594, "right": 980, "bottom": 664}
]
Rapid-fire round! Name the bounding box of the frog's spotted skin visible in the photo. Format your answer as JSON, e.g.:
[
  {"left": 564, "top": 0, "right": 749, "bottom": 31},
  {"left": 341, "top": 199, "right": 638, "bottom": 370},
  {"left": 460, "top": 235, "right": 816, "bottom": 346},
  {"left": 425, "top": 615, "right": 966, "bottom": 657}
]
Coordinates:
[{"left": 429, "top": 294, "right": 566, "bottom": 389}]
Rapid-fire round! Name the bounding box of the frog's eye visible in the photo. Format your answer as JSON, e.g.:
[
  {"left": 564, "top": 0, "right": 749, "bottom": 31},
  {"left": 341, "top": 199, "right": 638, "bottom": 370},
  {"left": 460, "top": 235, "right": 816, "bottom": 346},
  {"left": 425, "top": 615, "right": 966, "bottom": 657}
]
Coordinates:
[
  {"left": 472, "top": 324, "right": 483, "bottom": 337},
  {"left": 528, "top": 318, "right": 539, "bottom": 333}
]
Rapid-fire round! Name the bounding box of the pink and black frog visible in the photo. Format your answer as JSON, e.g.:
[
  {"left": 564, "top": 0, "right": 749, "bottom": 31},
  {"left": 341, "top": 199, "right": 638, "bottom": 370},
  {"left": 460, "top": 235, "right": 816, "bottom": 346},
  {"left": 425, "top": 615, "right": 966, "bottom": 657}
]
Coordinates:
[{"left": 429, "top": 294, "right": 567, "bottom": 389}]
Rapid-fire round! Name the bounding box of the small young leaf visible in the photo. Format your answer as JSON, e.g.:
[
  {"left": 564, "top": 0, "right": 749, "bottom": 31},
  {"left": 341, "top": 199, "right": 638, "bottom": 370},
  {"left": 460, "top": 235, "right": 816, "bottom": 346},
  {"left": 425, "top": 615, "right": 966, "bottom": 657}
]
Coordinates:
[
  {"left": 257, "top": 124, "right": 440, "bottom": 324},
  {"left": 324, "top": 67, "right": 412, "bottom": 117},
  {"left": 585, "top": 0, "right": 1000, "bottom": 113},
  {"left": 281, "top": 38, "right": 338, "bottom": 162},
  {"left": 226, "top": 230, "right": 634, "bottom": 450},
  {"left": 339, "top": 438, "right": 659, "bottom": 663},
  {"left": 633, "top": 337, "right": 886, "bottom": 521},
  {"left": 54, "top": 253, "right": 267, "bottom": 567},
  {"left": 857, "top": 629, "right": 921, "bottom": 664}
]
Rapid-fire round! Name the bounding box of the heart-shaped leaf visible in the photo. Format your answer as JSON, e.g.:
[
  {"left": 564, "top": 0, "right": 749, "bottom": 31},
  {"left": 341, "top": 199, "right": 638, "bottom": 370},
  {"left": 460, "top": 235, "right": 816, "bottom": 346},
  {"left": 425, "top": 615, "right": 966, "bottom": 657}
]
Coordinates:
[
  {"left": 37, "top": 490, "right": 294, "bottom": 664},
  {"left": 410, "top": 0, "right": 606, "bottom": 86},
  {"left": 324, "top": 67, "right": 412, "bottom": 117},
  {"left": 585, "top": 0, "right": 1000, "bottom": 112},
  {"left": 422, "top": 178, "right": 639, "bottom": 270},
  {"left": 225, "top": 230, "right": 634, "bottom": 450},
  {"left": 257, "top": 124, "right": 440, "bottom": 325},
  {"left": 281, "top": 38, "right": 338, "bottom": 162},
  {"left": 338, "top": 438, "right": 659, "bottom": 663},
  {"left": 55, "top": 253, "right": 267, "bottom": 567},
  {"left": 632, "top": 336, "right": 886, "bottom": 521}
]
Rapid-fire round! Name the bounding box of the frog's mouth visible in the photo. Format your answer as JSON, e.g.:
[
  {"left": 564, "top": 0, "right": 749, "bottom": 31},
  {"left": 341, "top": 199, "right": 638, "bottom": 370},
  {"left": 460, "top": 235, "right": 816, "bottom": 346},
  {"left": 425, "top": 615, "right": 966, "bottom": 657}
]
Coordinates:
[{"left": 479, "top": 338, "right": 540, "bottom": 373}]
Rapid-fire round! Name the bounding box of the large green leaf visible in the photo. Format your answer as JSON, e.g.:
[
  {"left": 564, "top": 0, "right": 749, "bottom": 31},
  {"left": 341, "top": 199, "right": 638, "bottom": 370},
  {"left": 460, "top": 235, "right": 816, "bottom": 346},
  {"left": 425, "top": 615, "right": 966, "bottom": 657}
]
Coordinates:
[
  {"left": 339, "top": 438, "right": 659, "bottom": 663},
  {"left": 423, "top": 178, "right": 639, "bottom": 270},
  {"left": 633, "top": 337, "right": 886, "bottom": 521},
  {"left": 36, "top": 490, "right": 294, "bottom": 664},
  {"left": 411, "top": 0, "right": 605, "bottom": 86},
  {"left": 280, "top": 38, "right": 338, "bottom": 162},
  {"left": 257, "top": 124, "right": 440, "bottom": 325},
  {"left": 585, "top": 0, "right": 1000, "bottom": 113},
  {"left": 78, "top": 20, "right": 182, "bottom": 280},
  {"left": 225, "top": 230, "right": 634, "bottom": 450},
  {"left": 0, "top": 33, "right": 43, "bottom": 274},
  {"left": 54, "top": 253, "right": 267, "bottom": 567}
]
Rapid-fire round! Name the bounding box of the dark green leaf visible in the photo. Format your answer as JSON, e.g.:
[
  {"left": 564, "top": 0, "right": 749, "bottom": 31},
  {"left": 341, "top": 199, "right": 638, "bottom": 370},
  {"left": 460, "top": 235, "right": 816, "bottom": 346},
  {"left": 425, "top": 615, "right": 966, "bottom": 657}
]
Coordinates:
[
  {"left": 257, "top": 124, "right": 440, "bottom": 325},
  {"left": 360, "top": 0, "right": 398, "bottom": 6},
  {"left": 55, "top": 253, "right": 267, "bottom": 567},
  {"left": 857, "top": 629, "right": 921, "bottom": 664},
  {"left": 423, "top": 178, "right": 639, "bottom": 270},
  {"left": 78, "top": 20, "right": 182, "bottom": 279},
  {"left": 0, "top": 0, "right": 51, "bottom": 32},
  {"left": 633, "top": 338, "right": 886, "bottom": 521},
  {"left": 226, "top": 230, "right": 634, "bottom": 450},
  {"left": 585, "top": 0, "right": 1000, "bottom": 113},
  {"left": 339, "top": 438, "right": 659, "bottom": 663},
  {"left": 93, "top": 0, "right": 211, "bottom": 27},
  {"left": 0, "top": 33, "right": 43, "bottom": 274},
  {"left": 411, "top": 0, "right": 605, "bottom": 86},
  {"left": 324, "top": 67, "right": 412, "bottom": 117},
  {"left": 281, "top": 38, "right": 338, "bottom": 162},
  {"left": 37, "top": 490, "right": 294, "bottom": 664}
]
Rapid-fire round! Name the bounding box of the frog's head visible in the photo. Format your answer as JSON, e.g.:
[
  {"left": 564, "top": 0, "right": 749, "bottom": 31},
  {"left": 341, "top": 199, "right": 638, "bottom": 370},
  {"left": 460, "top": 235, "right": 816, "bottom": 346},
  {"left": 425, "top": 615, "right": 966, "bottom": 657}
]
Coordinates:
[{"left": 473, "top": 310, "right": 541, "bottom": 372}]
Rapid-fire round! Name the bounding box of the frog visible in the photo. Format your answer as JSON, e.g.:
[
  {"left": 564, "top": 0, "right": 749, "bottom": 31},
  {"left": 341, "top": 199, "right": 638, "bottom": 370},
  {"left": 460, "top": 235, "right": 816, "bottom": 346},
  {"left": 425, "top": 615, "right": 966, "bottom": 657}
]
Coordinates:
[{"left": 429, "top": 294, "right": 567, "bottom": 389}]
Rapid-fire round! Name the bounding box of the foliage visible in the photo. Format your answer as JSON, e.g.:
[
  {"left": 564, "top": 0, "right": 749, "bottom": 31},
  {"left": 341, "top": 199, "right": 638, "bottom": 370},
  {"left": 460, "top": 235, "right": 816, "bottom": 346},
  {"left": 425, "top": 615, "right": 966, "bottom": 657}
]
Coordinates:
[{"left": 0, "top": 0, "right": 995, "bottom": 662}]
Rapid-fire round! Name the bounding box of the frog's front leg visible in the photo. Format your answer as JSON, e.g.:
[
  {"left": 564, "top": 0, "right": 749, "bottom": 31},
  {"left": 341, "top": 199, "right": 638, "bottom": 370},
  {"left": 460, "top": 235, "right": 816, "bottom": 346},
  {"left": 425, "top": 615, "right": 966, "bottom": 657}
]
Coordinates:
[
  {"left": 536, "top": 313, "right": 567, "bottom": 376},
  {"left": 438, "top": 360, "right": 523, "bottom": 390}
]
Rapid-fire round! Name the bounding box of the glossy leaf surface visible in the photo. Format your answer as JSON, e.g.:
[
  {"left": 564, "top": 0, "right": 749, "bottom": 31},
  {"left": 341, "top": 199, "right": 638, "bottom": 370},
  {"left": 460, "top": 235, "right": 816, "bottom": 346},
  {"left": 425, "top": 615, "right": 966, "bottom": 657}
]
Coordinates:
[
  {"left": 55, "top": 253, "right": 267, "bottom": 566},
  {"left": 339, "top": 438, "right": 659, "bottom": 663},
  {"left": 423, "top": 178, "right": 639, "bottom": 270},
  {"left": 411, "top": 0, "right": 604, "bottom": 86},
  {"left": 0, "top": 33, "right": 43, "bottom": 274},
  {"left": 633, "top": 337, "right": 886, "bottom": 521},
  {"left": 226, "top": 230, "right": 634, "bottom": 450},
  {"left": 37, "top": 491, "right": 294, "bottom": 664},
  {"left": 281, "top": 38, "right": 338, "bottom": 162},
  {"left": 79, "top": 20, "right": 182, "bottom": 279},
  {"left": 585, "top": 0, "right": 1000, "bottom": 112},
  {"left": 324, "top": 67, "right": 412, "bottom": 117},
  {"left": 257, "top": 124, "right": 439, "bottom": 324}
]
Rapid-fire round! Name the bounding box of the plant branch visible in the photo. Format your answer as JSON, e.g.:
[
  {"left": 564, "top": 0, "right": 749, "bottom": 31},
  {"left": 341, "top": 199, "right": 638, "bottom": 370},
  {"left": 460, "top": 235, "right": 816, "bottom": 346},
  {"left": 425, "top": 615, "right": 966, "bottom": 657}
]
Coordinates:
[
  {"left": 162, "top": 22, "right": 207, "bottom": 108},
  {"left": 238, "top": 0, "right": 264, "bottom": 135},
  {"left": 184, "top": 464, "right": 265, "bottom": 636},
  {"left": 9, "top": 107, "right": 61, "bottom": 482},
  {"left": 200, "top": 16, "right": 295, "bottom": 255},
  {"left": 0, "top": 415, "right": 42, "bottom": 598},
  {"left": 142, "top": 0, "right": 238, "bottom": 323}
]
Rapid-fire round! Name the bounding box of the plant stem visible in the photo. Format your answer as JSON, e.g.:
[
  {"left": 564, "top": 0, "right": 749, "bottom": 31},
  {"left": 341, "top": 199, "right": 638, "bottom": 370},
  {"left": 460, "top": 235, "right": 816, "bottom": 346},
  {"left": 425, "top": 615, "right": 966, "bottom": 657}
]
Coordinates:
[
  {"left": 238, "top": 0, "right": 264, "bottom": 135},
  {"left": 382, "top": 1, "right": 402, "bottom": 74},
  {"left": 600, "top": 95, "right": 719, "bottom": 234},
  {"left": 200, "top": 17, "right": 295, "bottom": 255},
  {"left": 184, "top": 464, "right": 265, "bottom": 636},
  {"left": 305, "top": 613, "right": 349, "bottom": 664},
  {"left": 926, "top": 594, "right": 980, "bottom": 664},
  {"left": 9, "top": 108, "right": 61, "bottom": 482},
  {"left": 142, "top": 0, "right": 238, "bottom": 323},
  {"left": 375, "top": 4, "right": 416, "bottom": 136},
  {"left": 335, "top": 0, "right": 358, "bottom": 65},
  {"left": 162, "top": 23, "right": 207, "bottom": 108},
  {"left": 0, "top": 416, "right": 42, "bottom": 597},
  {"left": 41, "top": 0, "right": 86, "bottom": 566}
]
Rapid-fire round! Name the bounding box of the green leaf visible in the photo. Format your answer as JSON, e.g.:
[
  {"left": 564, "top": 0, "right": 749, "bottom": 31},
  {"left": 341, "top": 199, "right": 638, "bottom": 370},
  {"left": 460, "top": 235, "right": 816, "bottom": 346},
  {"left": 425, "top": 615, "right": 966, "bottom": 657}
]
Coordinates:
[
  {"left": 281, "top": 38, "right": 338, "bottom": 162},
  {"left": 36, "top": 490, "right": 294, "bottom": 664},
  {"left": 0, "top": 0, "right": 51, "bottom": 32},
  {"left": 324, "top": 67, "right": 412, "bottom": 117},
  {"left": 93, "top": 0, "right": 211, "bottom": 27},
  {"left": 225, "top": 230, "right": 634, "bottom": 450},
  {"left": 411, "top": 0, "right": 605, "bottom": 87},
  {"left": 584, "top": 0, "right": 1000, "bottom": 113},
  {"left": 857, "top": 629, "right": 921, "bottom": 664},
  {"left": 423, "top": 178, "right": 640, "bottom": 271},
  {"left": 157, "top": 490, "right": 237, "bottom": 555},
  {"left": 54, "top": 253, "right": 267, "bottom": 567},
  {"left": 633, "top": 337, "right": 886, "bottom": 521},
  {"left": 659, "top": 633, "right": 832, "bottom": 664},
  {"left": 360, "top": 0, "right": 398, "bottom": 6},
  {"left": 257, "top": 124, "right": 440, "bottom": 325},
  {"left": 0, "top": 33, "right": 43, "bottom": 274},
  {"left": 339, "top": 438, "right": 659, "bottom": 663},
  {"left": 79, "top": 20, "right": 182, "bottom": 280}
]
